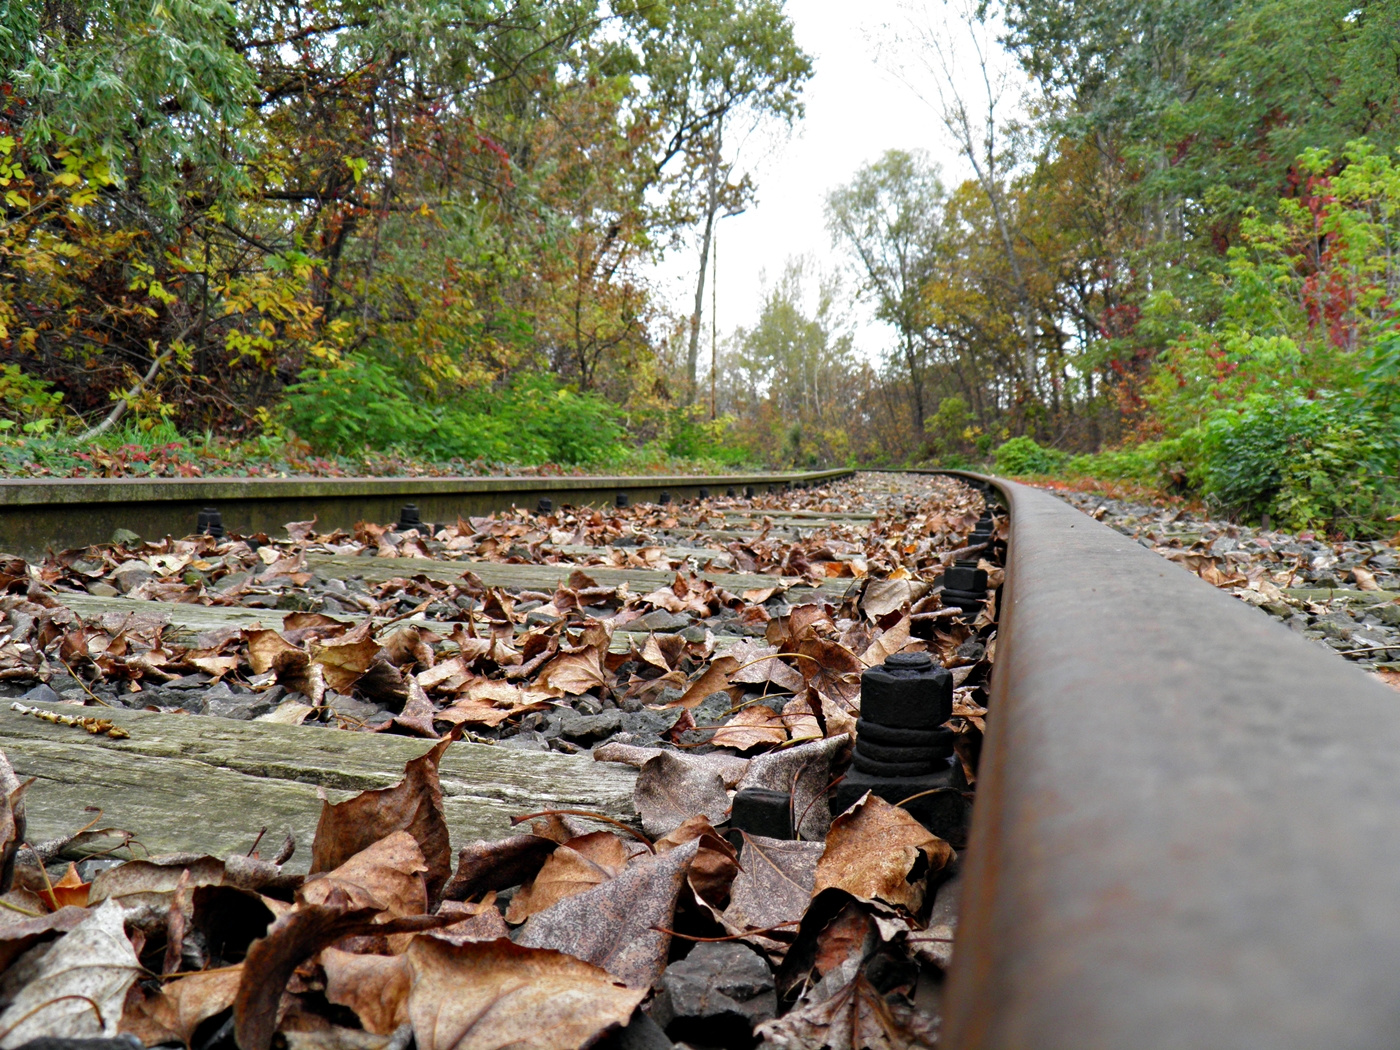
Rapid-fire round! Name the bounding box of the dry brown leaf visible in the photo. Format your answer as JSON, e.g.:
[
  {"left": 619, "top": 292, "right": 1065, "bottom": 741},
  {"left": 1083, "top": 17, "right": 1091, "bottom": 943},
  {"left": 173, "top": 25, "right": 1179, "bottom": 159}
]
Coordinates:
[
  {"left": 381, "top": 625, "right": 435, "bottom": 670},
  {"left": 535, "top": 648, "right": 606, "bottom": 696},
  {"left": 0, "top": 899, "right": 140, "bottom": 1047},
  {"left": 299, "top": 830, "right": 428, "bottom": 918},
  {"left": 723, "top": 835, "right": 824, "bottom": 939},
  {"left": 757, "top": 967, "right": 937, "bottom": 1050},
  {"left": 814, "top": 794, "right": 954, "bottom": 912},
  {"left": 1353, "top": 566, "right": 1382, "bottom": 591},
  {"left": 432, "top": 898, "right": 511, "bottom": 945},
  {"left": 654, "top": 817, "right": 739, "bottom": 910},
  {"left": 710, "top": 706, "right": 788, "bottom": 752},
  {"left": 635, "top": 752, "right": 731, "bottom": 838},
  {"left": 515, "top": 838, "right": 699, "bottom": 989},
  {"left": 310, "top": 623, "right": 381, "bottom": 693},
  {"left": 310, "top": 736, "right": 455, "bottom": 903},
  {"left": 440, "top": 835, "right": 557, "bottom": 903},
  {"left": 670, "top": 654, "right": 743, "bottom": 709},
  {"left": 44, "top": 861, "right": 89, "bottom": 909},
  {"left": 861, "top": 579, "right": 930, "bottom": 620},
  {"left": 0, "top": 906, "right": 87, "bottom": 973},
  {"left": 404, "top": 937, "right": 645, "bottom": 1050},
  {"left": 739, "top": 735, "right": 848, "bottom": 842},
  {"left": 243, "top": 627, "right": 306, "bottom": 676},
  {"left": 505, "top": 831, "right": 632, "bottom": 923},
  {"left": 121, "top": 967, "right": 242, "bottom": 1047},
  {"left": 321, "top": 948, "right": 410, "bottom": 1035}
]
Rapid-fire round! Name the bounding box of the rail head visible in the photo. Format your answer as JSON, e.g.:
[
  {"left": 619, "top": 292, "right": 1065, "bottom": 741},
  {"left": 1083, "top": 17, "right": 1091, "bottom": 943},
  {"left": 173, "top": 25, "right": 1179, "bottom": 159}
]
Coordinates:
[
  {"left": 944, "top": 475, "right": 1400, "bottom": 1050},
  {"left": 0, "top": 469, "right": 855, "bottom": 507}
]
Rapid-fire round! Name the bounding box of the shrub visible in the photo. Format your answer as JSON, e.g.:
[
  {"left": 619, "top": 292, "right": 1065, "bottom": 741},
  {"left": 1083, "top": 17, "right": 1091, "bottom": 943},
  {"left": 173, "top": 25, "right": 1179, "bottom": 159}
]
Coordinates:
[
  {"left": 284, "top": 356, "right": 626, "bottom": 465},
  {"left": 1065, "top": 439, "right": 1188, "bottom": 487},
  {"left": 1196, "top": 395, "right": 1398, "bottom": 533},
  {"left": 993, "top": 436, "right": 1069, "bottom": 475}
]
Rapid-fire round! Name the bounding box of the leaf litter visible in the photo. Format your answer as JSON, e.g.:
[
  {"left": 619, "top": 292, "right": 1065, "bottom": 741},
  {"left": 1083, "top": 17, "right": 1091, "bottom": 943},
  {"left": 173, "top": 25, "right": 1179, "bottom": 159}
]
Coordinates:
[{"left": 0, "top": 473, "right": 1003, "bottom": 1047}]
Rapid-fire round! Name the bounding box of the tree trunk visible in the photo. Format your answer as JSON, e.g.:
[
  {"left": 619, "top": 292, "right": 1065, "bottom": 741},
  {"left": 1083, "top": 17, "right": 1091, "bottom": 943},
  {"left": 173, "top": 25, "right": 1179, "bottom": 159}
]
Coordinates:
[{"left": 686, "top": 136, "right": 723, "bottom": 405}]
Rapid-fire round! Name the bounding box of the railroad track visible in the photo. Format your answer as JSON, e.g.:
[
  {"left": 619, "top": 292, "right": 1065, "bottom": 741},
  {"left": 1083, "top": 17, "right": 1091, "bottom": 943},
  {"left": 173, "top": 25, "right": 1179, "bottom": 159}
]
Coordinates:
[
  {"left": 0, "top": 468, "right": 853, "bottom": 558},
  {"left": 0, "top": 468, "right": 1393, "bottom": 1047}
]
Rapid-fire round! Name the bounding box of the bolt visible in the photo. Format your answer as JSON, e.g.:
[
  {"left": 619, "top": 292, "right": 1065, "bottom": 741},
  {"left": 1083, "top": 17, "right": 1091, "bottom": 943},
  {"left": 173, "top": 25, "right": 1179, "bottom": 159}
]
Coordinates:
[
  {"left": 698, "top": 487, "right": 710, "bottom": 499},
  {"left": 396, "top": 504, "right": 425, "bottom": 534},
  {"left": 537, "top": 497, "right": 553, "bottom": 514},
  {"left": 727, "top": 786, "right": 793, "bottom": 846},
  {"left": 659, "top": 491, "right": 671, "bottom": 505},
  {"left": 196, "top": 507, "right": 225, "bottom": 540},
  {"left": 616, "top": 492, "right": 630, "bottom": 508},
  {"left": 744, "top": 486, "right": 755, "bottom": 498},
  {"left": 727, "top": 488, "right": 738, "bottom": 497},
  {"left": 831, "top": 652, "right": 967, "bottom": 839},
  {"left": 943, "top": 565, "right": 987, "bottom": 592},
  {"left": 860, "top": 652, "right": 952, "bottom": 728}
]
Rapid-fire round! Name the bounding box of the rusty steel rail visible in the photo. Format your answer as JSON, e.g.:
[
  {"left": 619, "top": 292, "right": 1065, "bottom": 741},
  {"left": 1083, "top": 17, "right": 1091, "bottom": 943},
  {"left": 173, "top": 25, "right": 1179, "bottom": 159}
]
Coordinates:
[
  {"left": 0, "top": 469, "right": 853, "bottom": 557},
  {"left": 941, "top": 473, "right": 1400, "bottom": 1050}
]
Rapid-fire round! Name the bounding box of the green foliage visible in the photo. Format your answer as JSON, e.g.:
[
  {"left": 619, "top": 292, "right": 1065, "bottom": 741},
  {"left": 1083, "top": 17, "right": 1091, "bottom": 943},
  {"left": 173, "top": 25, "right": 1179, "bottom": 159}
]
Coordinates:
[
  {"left": 1066, "top": 439, "right": 1187, "bottom": 486},
  {"left": 0, "top": 366, "right": 63, "bottom": 429},
  {"left": 284, "top": 356, "right": 625, "bottom": 466},
  {"left": 1194, "top": 396, "right": 1398, "bottom": 534},
  {"left": 993, "top": 436, "right": 1069, "bottom": 475}
]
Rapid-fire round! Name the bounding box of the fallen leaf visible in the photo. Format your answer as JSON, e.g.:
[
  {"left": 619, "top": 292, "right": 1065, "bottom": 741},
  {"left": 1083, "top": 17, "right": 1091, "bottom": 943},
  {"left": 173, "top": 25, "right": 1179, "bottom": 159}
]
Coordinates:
[
  {"left": 0, "top": 906, "right": 88, "bottom": 972},
  {"left": 516, "top": 838, "right": 699, "bottom": 989},
  {"left": 654, "top": 817, "right": 739, "bottom": 910},
  {"left": 310, "top": 622, "right": 381, "bottom": 693},
  {"left": 669, "top": 654, "right": 742, "bottom": 709},
  {"left": 404, "top": 937, "right": 645, "bottom": 1050},
  {"left": 234, "top": 902, "right": 447, "bottom": 1050},
  {"left": 300, "top": 831, "right": 428, "bottom": 918},
  {"left": 121, "top": 967, "right": 242, "bottom": 1047},
  {"left": 1354, "top": 567, "right": 1382, "bottom": 591},
  {"left": 44, "top": 862, "right": 89, "bottom": 909},
  {"left": 757, "top": 966, "right": 937, "bottom": 1050},
  {"left": 536, "top": 648, "right": 606, "bottom": 696},
  {"left": 310, "top": 736, "right": 455, "bottom": 904},
  {"left": 321, "top": 948, "right": 410, "bottom": 1035},
  {"left": 722, "top": 835, "right": 824, "bottom": 938},
  {"left": 506, "top": 832, "right": 632, "bottom": 923},
  {"left": 440, "top": 834, "right": 558, "bottom": 903},
  {"left": 593, "top": 742, "right": 751, "bottom": 788},
  {"left": 710, "top": 706, "right": 788, "bottom": 752},
  {"left": 861, "top": 579, "right": 930, "bottom": 620},
  {"left": 0, "top": 899, "right": 140, "bottom": 1047},
  {"left": 814, "top": 794, "right": 954, "bottom": 912},
  {"left": 635, "top": 752, "right": 731, "bottom": 838}
]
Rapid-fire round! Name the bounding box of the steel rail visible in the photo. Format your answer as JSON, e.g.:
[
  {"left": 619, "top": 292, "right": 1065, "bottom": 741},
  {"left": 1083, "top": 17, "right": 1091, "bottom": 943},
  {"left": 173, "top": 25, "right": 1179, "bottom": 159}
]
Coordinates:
[
  {"left": 941, "top": 473, "right": 1400, "bottom": 1050},
  {"left": 0, "top": 469, "right": 853, "bottom": 557}
]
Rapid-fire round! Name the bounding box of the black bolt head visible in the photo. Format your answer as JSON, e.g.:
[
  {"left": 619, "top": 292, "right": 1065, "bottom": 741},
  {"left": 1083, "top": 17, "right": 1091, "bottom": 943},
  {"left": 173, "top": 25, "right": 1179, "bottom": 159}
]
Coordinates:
[
  {"left": 727, "top": 487, "right": 737, "bottom": 497},
  {"left": 728, "top": 787, "right": 793, "bottom": 842},
  {"left": 859, "top": 652, "right": 953, "bottom": 729},
  {"left": 397, "top": 504, "right": 423, "bottom": 532},
  {"left": 196, "top": 507, "right": 225, "bottom": 539},
  {"left": 616, "top": 492, "right": 629, "bottom": 508},
  {"left": 659, "top": 491, "right": 671, "bottom": 504},
  {"left": 537, "top": 497, "right": 553, "bottom": 513},
  {"left": 943, "top": 565, "right": 988, "bottom": 592},
  {"left": 698, "top": 487, "right": 710, "bottom": 499},
  {"left": 744, "top": 486, "right": 755, "bottom": 498}
]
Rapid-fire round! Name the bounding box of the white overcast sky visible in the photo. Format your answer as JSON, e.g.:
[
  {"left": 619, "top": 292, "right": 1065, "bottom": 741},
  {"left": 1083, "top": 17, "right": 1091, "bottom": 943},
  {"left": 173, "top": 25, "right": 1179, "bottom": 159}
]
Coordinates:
[{"left": 645, "top": 0, "right": 1010, "bottom": 365}]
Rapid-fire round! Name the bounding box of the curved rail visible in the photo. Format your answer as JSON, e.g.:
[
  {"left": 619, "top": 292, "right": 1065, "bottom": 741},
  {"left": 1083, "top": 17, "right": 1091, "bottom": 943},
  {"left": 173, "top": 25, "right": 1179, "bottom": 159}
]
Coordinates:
[
  {"left": 943, "top": 474, "right": 1400, "bottom": 1050},
  {"left": 0, "top": 469, "right": 853, "bottom": 557}
]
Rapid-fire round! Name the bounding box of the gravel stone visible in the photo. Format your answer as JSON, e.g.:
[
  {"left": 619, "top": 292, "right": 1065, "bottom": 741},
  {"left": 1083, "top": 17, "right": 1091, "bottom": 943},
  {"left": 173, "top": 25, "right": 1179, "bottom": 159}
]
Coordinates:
[
  {"left": 649, "top": 942, "right": 777, "bottom": 1043},
  {"left": 559, "top": 711, "right": 624, "bottom": 744}
]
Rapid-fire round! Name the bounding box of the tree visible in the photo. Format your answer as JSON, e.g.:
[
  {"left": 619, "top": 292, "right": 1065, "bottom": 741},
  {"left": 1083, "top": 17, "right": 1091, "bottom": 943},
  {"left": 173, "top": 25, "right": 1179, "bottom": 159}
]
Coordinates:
[
  {"left": 633, "top": 0, "right": 812, "bottom": 403},
  {"left": 826, "top": 150, "right": 946, "bottom": 435}
]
